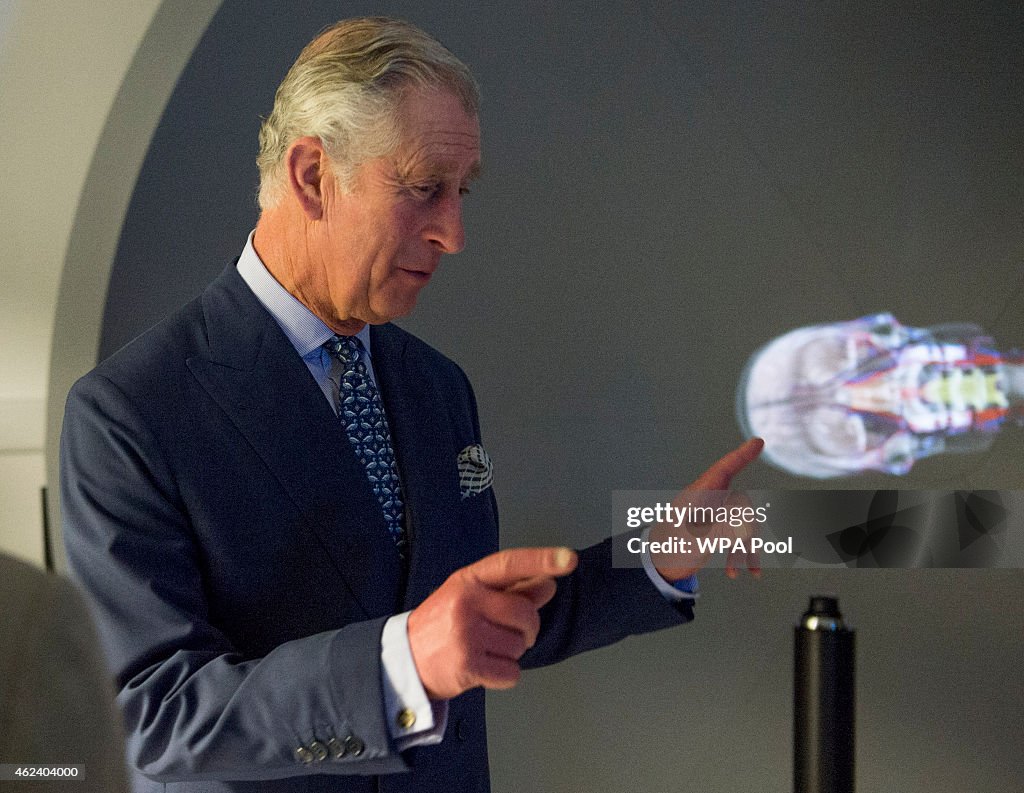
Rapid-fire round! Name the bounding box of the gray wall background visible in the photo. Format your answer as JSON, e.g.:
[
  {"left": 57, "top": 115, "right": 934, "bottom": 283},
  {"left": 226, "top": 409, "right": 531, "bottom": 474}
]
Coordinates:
[{"left": 55, "top": 1, "right": 1023, "bottom": 791}]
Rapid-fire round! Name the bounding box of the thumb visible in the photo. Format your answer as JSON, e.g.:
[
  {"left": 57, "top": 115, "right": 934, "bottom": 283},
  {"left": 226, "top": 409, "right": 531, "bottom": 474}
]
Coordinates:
[{"left": 506, "top": 576, "right": 559, "bottom": 609}]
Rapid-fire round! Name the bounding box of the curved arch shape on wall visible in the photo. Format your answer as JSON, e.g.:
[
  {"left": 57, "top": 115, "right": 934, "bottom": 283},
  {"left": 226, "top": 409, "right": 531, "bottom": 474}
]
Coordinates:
[{"left": 45, "top": 0, "right": 222, "bottom": 573}]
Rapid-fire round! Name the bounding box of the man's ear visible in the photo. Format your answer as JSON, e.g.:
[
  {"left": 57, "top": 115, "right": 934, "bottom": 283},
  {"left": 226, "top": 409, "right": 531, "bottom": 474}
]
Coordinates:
[{"left": 285, "top": 137, "right": 329, "bottom": 220}]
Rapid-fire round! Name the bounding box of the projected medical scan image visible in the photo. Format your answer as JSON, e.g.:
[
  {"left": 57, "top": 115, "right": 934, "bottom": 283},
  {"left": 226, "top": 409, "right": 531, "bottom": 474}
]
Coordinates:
[{"left": 737, "top": 313, "right": 1024, "bottom": 478}]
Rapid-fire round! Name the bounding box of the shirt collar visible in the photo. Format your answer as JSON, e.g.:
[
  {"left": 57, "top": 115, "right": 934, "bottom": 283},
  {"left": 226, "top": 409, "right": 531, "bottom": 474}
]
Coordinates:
[{"left": 236, "top": 231, "right": 371, "bottom": 359}]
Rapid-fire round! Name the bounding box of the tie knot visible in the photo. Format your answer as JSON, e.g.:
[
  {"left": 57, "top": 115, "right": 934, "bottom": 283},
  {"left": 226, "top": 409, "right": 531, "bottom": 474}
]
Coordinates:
[{"left": 327, "top": 335, "right": 362, "bottom": 366}]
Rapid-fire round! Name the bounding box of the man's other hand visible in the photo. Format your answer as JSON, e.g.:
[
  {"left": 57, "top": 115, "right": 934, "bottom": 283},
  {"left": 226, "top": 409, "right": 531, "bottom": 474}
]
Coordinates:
[
  {"left": 407, "top": 547, "right": 578, "bottom": 700},
  {"left": 652, "top": 438, "right": 764, "bottom": 582}
]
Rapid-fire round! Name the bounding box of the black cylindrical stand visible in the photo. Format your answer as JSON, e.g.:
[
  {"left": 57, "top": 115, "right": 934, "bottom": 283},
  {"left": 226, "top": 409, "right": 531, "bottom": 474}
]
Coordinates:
[{"left": 794, "top": 596, "right": 855, "bottom": 793}]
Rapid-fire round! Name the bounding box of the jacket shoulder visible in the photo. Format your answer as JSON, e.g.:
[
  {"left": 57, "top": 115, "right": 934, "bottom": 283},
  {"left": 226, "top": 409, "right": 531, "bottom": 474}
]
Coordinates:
[{"left": 72, "top": 264, "right": 254, "bottom": 398}]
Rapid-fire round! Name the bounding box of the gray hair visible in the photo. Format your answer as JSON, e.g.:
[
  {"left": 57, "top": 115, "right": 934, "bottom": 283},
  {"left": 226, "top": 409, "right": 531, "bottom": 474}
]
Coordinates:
[{"left": 256, "top": 17, "right": 480, "bottom": 209}]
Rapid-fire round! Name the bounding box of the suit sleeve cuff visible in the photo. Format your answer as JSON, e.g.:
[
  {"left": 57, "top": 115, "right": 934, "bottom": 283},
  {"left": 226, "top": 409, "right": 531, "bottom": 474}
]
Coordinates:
[
  {"left": 380, "top": 612, "right": 448, "bottom": 749},
  {"left": 640, "top": 525, "right": 700, "bottom": 601}
]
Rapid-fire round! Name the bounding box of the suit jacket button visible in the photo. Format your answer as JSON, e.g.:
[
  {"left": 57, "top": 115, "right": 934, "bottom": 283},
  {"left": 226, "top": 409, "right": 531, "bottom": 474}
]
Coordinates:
[
  {"left": 344, "top": 735, "right": 365, "bottom": 757},
  {"left": 396, "top": 708, "right": 416, "bottom": 730},
  {"left": 455, "top": 718, "right": 468, "bottom": 742},
  {"left": 294, "top": 746, "right": 315, "bottom": 764},
  {"left": 309, "top": 740, "right": 329, "bottom": 762},
  {"left": 327, "top": 737, "right": 347, "bottom": 759}
]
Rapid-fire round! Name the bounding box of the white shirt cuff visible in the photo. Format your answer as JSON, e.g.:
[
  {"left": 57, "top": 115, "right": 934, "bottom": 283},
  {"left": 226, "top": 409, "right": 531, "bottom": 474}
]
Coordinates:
[
  {"left": 640, "top": 524, "right": 700, "bottom": 601},
  {"left": 380, "top": 612, "right": 449, "bottom": 749}
]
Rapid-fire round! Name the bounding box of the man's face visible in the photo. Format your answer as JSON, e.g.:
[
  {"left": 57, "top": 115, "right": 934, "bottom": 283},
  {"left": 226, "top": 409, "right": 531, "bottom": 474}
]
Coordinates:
[{"left": 303, "top": 87, "right": 481, "bottom": 331}]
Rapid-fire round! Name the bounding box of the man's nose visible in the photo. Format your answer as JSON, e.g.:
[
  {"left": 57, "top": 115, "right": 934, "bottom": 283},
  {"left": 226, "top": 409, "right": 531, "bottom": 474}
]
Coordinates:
[{"left": 428, "top": 194, "right": 466, "bottom": 254}]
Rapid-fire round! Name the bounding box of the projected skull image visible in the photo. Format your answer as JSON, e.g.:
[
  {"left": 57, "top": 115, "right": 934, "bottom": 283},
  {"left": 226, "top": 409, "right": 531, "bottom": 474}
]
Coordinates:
[{"left": 737, "top": 313, "right": 1024, "bottom": 478}]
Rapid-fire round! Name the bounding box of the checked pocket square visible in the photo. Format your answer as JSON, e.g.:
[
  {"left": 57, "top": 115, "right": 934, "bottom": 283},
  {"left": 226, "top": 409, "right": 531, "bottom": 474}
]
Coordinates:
[{"left": 457, "top": 444, "right": 493, "bottom": 499}]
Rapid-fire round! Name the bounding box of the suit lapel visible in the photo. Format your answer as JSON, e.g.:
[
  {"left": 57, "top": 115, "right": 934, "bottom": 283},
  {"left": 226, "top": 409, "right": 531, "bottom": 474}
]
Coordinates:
[
  {"left": 371, "top": 325, "right": 467, "bottom": 608},
  {"left": 186, "top": 266, "right": 403, "bottom": 619}
]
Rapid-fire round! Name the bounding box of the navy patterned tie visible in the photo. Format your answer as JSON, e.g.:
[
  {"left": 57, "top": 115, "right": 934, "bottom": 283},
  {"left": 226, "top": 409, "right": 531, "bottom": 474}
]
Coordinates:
[{"left": 325, "top": 335, "right": 406, "bottom": 558}]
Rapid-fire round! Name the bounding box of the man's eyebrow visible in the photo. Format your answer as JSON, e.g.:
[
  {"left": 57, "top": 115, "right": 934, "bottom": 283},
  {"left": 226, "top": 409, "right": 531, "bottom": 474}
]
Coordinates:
[{"left": 393, "top": 160, "right": 482, "bottom": 184}]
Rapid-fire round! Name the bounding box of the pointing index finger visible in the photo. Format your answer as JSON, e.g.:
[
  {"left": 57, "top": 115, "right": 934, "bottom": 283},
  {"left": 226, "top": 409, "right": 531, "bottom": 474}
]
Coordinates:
[
  {"left": 467, "top": 547, "right": 578, "bottom": 589},
  {"left": 688, "top": 438, "right": 764, "bottom": 491}
]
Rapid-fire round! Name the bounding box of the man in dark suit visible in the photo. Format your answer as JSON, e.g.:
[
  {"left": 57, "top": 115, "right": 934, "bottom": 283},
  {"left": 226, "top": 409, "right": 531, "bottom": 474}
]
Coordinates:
[{"left": 61, "top": 17, "right": 760, "bottom": 793}]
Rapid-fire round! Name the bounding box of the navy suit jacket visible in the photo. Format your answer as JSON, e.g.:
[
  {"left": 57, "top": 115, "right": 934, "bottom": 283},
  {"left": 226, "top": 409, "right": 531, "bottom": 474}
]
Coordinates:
[{"left": 61, "top": 263, "right": 692, "bottom": 793}]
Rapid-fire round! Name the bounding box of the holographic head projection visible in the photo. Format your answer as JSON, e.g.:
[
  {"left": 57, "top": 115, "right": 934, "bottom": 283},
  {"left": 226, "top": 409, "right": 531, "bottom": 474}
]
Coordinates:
[{"left": 737, "top": 313, "right": 1024, "bottom": 478}]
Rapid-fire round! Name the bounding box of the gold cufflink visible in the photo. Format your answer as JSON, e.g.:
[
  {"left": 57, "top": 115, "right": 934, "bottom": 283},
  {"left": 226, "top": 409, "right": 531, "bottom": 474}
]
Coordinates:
[{"left": 396, "top": 708, "right": 416, "bottom": 730}]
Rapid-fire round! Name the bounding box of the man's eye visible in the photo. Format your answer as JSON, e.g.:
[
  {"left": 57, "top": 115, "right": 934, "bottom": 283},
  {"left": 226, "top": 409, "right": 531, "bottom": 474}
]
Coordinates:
[
  {"left": 412, "top": 183, "right": 440, "bottom": 198},
  {"left": 407, "top": 183, "right": 471, "bottom": 199}
]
